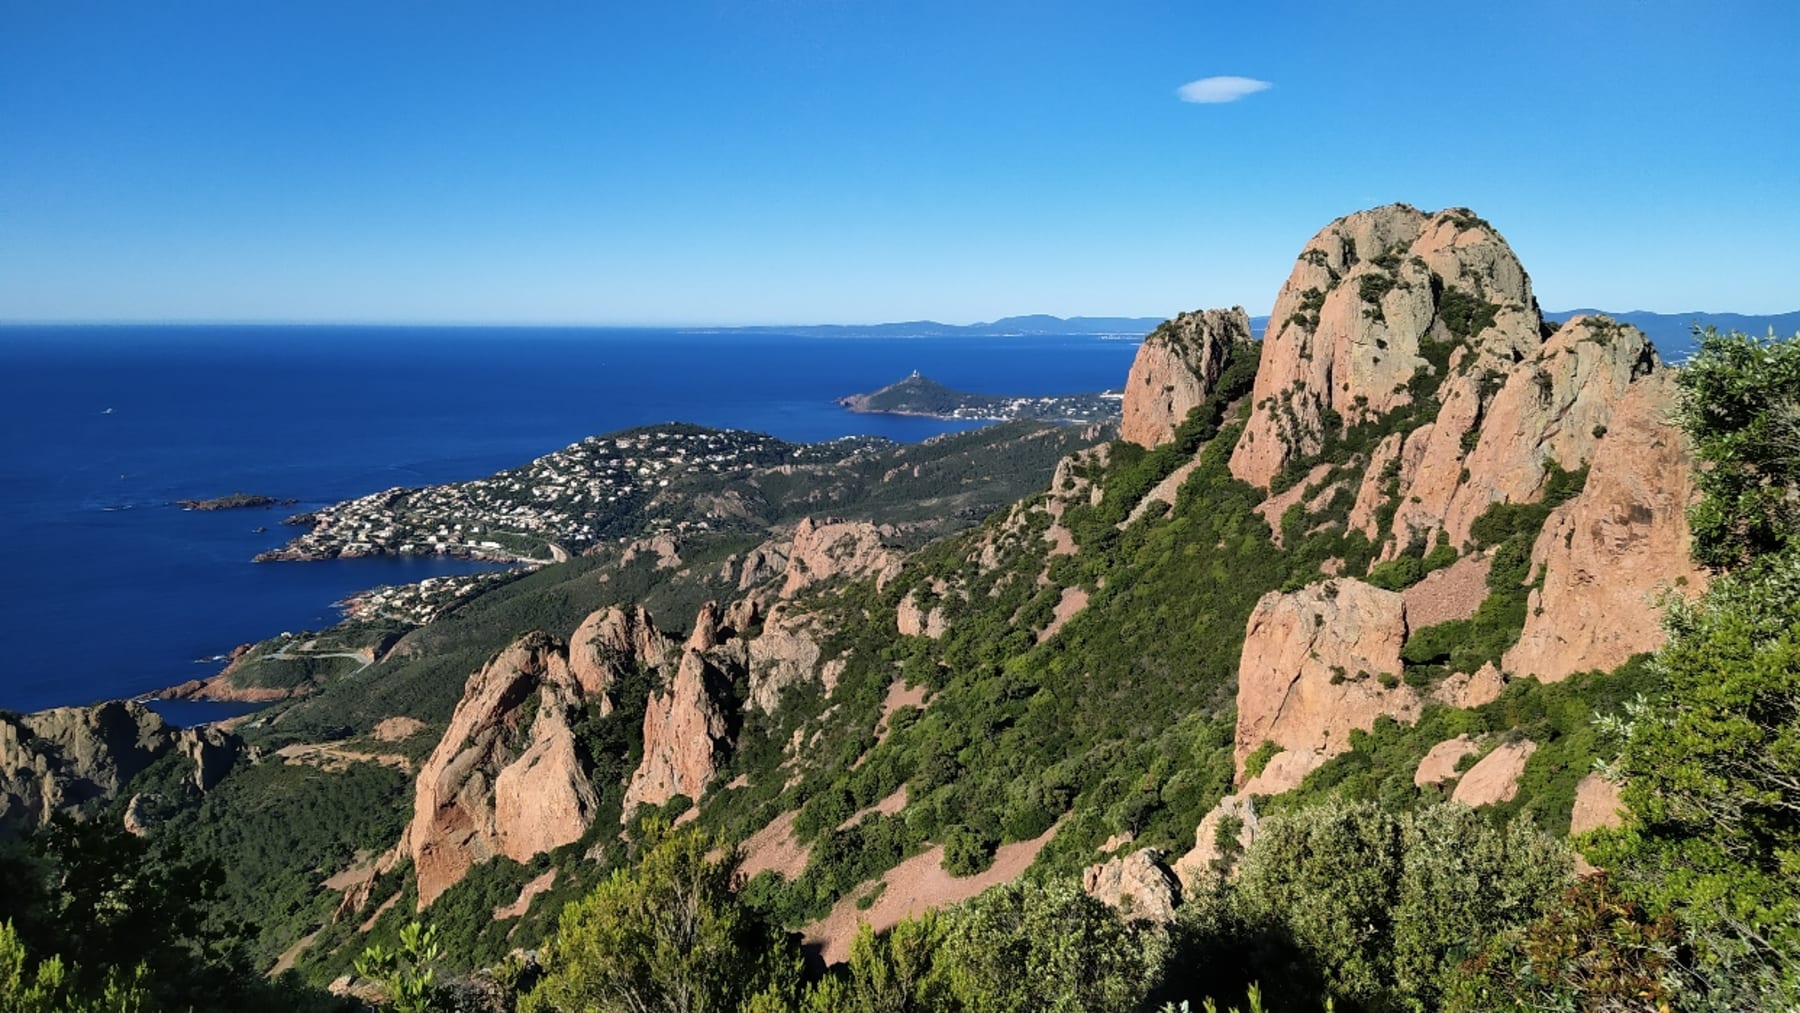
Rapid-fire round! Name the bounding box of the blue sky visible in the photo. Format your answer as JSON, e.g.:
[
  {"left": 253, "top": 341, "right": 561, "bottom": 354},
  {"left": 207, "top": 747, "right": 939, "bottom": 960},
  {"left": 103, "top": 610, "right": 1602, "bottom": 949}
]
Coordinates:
[{"left": 2, "top": 1, "right": 1796, "bottom": 325}]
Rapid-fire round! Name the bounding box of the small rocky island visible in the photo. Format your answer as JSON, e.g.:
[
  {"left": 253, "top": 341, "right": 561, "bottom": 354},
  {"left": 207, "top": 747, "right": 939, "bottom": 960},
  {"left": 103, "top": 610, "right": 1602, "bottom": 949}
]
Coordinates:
[
  {"left": 176, "top": 492, "right": 298, "bottom": 511},
  {"left": 837, "top": 371, "right": 1121, "bottom": 422}
]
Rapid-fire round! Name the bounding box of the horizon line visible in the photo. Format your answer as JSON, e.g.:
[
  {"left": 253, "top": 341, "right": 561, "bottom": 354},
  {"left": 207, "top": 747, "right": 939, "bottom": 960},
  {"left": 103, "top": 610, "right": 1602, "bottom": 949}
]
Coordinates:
[{"left": 2, "top": 307, "right": 1796, "bottom": 331}]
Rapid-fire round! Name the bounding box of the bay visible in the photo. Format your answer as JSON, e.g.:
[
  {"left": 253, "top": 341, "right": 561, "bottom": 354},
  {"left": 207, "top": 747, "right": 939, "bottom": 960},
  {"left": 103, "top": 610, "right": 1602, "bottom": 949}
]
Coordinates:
[{"left": 0, "top": 325, "right": 1141, "bottom": 713}]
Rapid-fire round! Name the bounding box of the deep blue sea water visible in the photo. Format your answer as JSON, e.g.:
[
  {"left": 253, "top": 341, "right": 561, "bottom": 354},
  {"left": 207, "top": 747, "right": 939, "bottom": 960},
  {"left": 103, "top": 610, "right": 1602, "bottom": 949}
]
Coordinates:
[{"left": 0, "top": 326, "right": 1141, "bottom": 716}]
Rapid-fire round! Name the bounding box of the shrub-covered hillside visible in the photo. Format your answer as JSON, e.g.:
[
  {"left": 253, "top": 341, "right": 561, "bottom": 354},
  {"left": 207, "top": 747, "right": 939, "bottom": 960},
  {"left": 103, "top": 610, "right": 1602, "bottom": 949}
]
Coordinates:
[{"left": 4, "top": 208, "right": 1794, "bottom": 1012}]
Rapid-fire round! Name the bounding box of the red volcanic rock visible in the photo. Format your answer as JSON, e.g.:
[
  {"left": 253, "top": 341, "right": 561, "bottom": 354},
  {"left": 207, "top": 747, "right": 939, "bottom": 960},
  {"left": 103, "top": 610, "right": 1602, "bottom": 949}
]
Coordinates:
[{"left": 1120, "top": 308, "right": 1248, "bottom": 449}]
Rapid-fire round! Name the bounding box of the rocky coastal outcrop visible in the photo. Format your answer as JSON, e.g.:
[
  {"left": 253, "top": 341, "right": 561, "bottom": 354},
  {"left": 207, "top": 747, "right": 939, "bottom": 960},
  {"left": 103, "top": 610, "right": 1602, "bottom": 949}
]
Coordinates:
[
  {"left": 398, "top": 633, "right": 601, "bottom": 906},
  {"left": 1120, "top": 307, "right": 1249, "bottom": 449},
  {"left": 0, "top": 701, "right": 247, "bottom": 833}
]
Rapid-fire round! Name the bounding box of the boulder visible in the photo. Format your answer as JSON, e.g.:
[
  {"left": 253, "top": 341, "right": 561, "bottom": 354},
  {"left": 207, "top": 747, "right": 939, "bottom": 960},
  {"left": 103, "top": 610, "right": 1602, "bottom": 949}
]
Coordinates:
[
  {"left": 1570, "top": 772, "right": 1626, "bottom": 835},
  {"left": 1451, "top": 739, "right": 1537, "bottom": 807},
  {"left": 1120, "top": 307, "right": 1249, "bottom": 449},
  {"left": 1081, "top": 849, "right": 1181, "bottom": 923},
  {"left": 1431, "top": 662, "right": 1508, "bottom": 710},
  {"left": 1413, "top": 734, "right": 1481, "bottom": 787}
]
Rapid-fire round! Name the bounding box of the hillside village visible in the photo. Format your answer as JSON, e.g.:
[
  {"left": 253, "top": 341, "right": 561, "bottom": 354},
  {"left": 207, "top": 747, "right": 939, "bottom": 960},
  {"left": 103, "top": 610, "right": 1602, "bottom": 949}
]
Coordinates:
[{"left": 259, "top": 426, "right": 890, "bottom": 563}]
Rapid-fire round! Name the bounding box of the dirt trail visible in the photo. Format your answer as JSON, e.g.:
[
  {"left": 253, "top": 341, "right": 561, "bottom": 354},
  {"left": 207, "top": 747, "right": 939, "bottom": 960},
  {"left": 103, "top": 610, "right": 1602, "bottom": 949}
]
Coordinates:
[
  {"left": 802, "top": 822, "right": 1060, "bottom": 965},
  {"left": 738, "top": 810, "right": 811, "bottom": 881},
  {"left": 275, "top": 741, "right": 413, "bottom": 773}
]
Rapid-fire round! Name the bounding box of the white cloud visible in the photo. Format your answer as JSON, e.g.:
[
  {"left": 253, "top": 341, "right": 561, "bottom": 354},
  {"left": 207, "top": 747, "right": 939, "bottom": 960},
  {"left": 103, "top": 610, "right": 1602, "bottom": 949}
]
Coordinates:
[{"left": 1176, "top": 76, "right": 1272, "bottom": 104}]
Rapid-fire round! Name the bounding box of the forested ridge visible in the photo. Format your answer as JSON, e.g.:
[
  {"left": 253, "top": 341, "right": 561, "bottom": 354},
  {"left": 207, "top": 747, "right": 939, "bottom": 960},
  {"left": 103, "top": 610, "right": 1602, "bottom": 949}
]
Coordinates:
[{"left": 4, "top": 208, "right": 1796, "bottom": 1012}]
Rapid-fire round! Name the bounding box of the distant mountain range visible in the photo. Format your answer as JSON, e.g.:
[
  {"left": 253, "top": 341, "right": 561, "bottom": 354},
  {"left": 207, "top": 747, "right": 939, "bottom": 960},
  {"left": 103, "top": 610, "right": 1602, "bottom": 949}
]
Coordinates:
[
  {"left": 726, "top": 315, "right": 1171, "bottom": 338},
  {"left": 1543, "top": 310, "right": 1800, "bottom": 361},
  {"left": 731, "top": 310, "right": 1798, "bottom": 362}
]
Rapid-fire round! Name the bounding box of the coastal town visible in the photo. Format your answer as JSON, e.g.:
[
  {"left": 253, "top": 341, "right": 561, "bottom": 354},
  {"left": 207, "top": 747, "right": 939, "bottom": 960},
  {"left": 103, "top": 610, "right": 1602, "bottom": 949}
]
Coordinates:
[
  {"left": 338, "top": 570, "right": 519, "bottom": 625},
  {"left": 258, "top": 423, "right": 890, "bottom": 563}
]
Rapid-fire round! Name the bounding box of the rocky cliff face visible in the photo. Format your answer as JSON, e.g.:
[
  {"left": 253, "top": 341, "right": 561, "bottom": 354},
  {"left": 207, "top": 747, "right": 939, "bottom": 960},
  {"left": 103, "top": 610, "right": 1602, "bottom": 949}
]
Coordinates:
[
  {"left": 399, "top": 632, "right": 601, "bottom": 907},
  {"left": 1233, "top": 579, "right": 1416, "bottom": 781},
  {"left": 622, "top": 648, "right": 733, "bottom": 816},
  {"left": 781, "top": 517, "right": 904, "bottom": 597},
  {"left": 1211, "top": 207, "right": 1698, "bottom": 823},
  {"left": 1120, "top": 308, "right": 1249, "bottom": 449},
  {"left": 1082, "top": 849, "right": 1181, "bottom": 923},
  {"left": 568, "top": 604, "right": 676, "bottom": 714},
  {"left": 0, "top": 701, "right": 246, "bottom": 834},
  {"left": 747, "top": 604, "right": 830, "bottom": 714},
  {"left": 1383, "top": 316, "right": 1659, "bottom": 555},
  {"left": 1226, "top": 205, "right": 1681, "bottom": 572},
  {"left": 1230, "top": 205, "right": 1544, "bottom": 490},
  {"left": 1505, "top": 371, "right": 1707, "bottom": 680}
]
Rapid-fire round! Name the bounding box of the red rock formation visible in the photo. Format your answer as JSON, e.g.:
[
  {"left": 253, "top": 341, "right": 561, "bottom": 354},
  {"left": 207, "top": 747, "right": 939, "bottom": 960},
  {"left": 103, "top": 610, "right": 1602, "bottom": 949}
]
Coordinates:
[
  {"left": 1081, "top": 849, "right": 1181, "bottom": 923},
  {"left": 746, "top": 603, "right": 829, "bottom": 714},
  {"left": 493, "top": 673, "right": 599, "bottom": 864},
  {"left": 400, "top": 632, "right": 601, "bottom": 906},
  {"left": 1119, "top": 308, "right": 1248, "bottom": 449},
  {"left": 687, "top": 601, "right": 722, "bottom": 652},
  {"left": 896, "top": 587, "right": 949, "bottom": 639},
  {"left": 1173, "top": 794, "right": 1260, "bottom": 889},
  {"left": 1505, "top": 371, "right": 1707, "bottom": 681},
  {"left": 1233, "top": 579, "right": 1416, "bottom": 780},
  {"left": 622, "top": 649, "right": 732, "bottom": 816},
  {"left": 568, "top": 604, "right": 675, "bottom": 713},
  {"left": 1431, "top": 662, "right": 1508, "bottom": 710},
  {"left": 1570, "top": 772, "right": 1626, "bottom": 835},
  {"left": 782, "top": 517, "right": 904, "bottom": 597},
  {"left": 1385, "top": 317, "right": 1658, "bottom": 555},
  {"left": 1413, "top": 734, "right": 1481, "bottom": 787},
  {"left": 1400, "top": 552, "right": 1492, "bottom": 629},
  {"left": 1230, "top": 206, "right": 1542, "bottom": 490},
  {"left": 1451, "top": 739, "right": 1537, "bottom": 807}
]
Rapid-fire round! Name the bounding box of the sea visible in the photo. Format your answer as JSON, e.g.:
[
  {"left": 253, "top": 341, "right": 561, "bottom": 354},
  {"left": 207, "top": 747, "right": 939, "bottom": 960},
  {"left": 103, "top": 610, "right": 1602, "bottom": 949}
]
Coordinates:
[{"left": 0, "top": 325, "right": 1142, "bottom": 720}]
